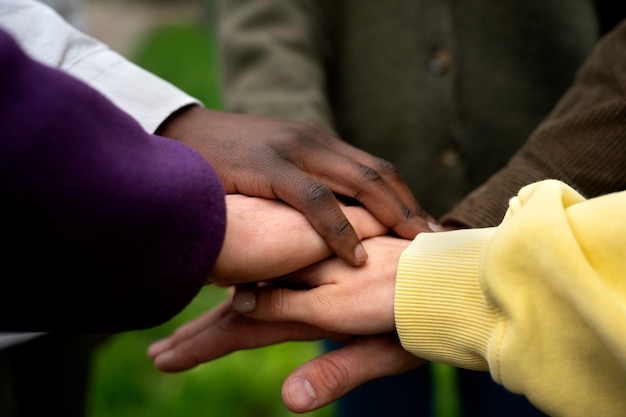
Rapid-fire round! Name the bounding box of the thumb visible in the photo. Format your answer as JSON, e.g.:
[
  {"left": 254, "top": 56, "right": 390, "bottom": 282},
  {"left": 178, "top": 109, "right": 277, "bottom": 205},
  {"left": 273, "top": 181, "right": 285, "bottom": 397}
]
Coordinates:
[{"left": 281, "top": 334, "right": 425, "bottom": 413}]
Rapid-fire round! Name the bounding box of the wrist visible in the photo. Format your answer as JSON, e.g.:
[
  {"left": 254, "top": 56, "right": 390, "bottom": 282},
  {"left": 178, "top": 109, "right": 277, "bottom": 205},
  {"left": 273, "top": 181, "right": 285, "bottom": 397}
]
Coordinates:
[
  {"left": 155, "top": 104, "right": 205, "bottom": 140},
  {"left": 395, "top": 228, "right": 497, "bottom": 370}
]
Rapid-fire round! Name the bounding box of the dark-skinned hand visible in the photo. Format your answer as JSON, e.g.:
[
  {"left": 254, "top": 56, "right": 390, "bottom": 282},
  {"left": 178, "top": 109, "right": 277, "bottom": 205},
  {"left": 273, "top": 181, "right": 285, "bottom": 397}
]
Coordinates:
[{"left": 157, "top": 105, "right": 438, "bottom": 266}]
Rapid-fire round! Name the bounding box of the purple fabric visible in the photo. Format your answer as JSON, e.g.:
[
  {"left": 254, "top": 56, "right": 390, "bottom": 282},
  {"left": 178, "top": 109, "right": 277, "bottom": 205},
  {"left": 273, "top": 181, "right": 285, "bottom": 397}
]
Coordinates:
[{"left": 0, "top": 29, "right": 226, "bottom": 332}]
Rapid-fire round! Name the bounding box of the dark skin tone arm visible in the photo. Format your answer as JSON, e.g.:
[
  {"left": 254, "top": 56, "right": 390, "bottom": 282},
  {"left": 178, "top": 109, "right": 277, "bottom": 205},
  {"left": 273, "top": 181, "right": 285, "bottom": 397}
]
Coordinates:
[{"left": 157, "top": 105, "right": 437, "bottom": 266}]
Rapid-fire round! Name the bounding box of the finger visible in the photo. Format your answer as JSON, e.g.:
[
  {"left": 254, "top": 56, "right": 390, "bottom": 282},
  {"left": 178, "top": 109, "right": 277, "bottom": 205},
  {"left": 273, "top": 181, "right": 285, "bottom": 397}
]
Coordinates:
[
  {"left": 267, "top": 161, "right": 369, "bottom": 267},
  {"left": 211, "top": 196, "right": 335, "bottom": 283},
  {"left": 232, "top": 287, "right": 327, "bottom": 327},
  {"left": 303, "top": 127, "right": 440, "bottom": 231},
  {"left": 281, "top": 334, "right": 426, "bottom": 413},
  {"left": 232, "top": 276, "right": 391, "bottom": 335},
  {"left": 148, "top": 300, "right": 233, "bottom": 362},
  {"left": 231, "top": 259, "right": 342, "bottom": 322},
  {"left": 297, "top": 124, "right": 422, "bottom": 213},
  {"left": 315, "top": 131, "right": 422, "bottom": 211},
  {"left": 291, "top": 144, "right": 434, "bottom": 239},
  {"left": 339, "top": 204, "right": 389, "bottom": 239},
  {"left": 149, "top": 301, "right": 332, "bottom": 372}
]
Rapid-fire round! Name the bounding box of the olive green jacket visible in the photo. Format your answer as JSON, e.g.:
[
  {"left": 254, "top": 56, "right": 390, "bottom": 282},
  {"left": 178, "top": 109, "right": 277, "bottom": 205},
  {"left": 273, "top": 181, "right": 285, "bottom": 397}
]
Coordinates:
[{"left": 216, "top": 0, "right": 625, "bottom": 225}]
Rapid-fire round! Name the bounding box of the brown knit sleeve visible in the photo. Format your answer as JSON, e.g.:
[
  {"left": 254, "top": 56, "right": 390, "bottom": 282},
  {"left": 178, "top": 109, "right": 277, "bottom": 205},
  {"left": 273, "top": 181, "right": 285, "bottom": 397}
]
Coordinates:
[{"left": 443, "top": 20, "right": 626, "bottom": 229}]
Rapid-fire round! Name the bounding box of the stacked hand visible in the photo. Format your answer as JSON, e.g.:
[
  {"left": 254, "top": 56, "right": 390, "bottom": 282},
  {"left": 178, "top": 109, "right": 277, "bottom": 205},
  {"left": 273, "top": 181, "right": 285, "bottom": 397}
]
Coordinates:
[
  {"left": 149, "top": 237, "right": 425, "bottom": 412},
  {"left": 157, "top": 105, "right": 438, "bottom": 266},
  {"left": 211, "top": 194, "right": 388, "bottom": 283},
  {"left": 151, "top": 105, "right": 435, "bottom": 412}
]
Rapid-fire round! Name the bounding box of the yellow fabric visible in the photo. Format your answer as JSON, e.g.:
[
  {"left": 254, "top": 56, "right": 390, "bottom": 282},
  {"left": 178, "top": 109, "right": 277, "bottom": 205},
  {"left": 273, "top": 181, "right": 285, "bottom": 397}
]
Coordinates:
[{"left": 395, "top": 179, "right": 626, "bottom": 417}]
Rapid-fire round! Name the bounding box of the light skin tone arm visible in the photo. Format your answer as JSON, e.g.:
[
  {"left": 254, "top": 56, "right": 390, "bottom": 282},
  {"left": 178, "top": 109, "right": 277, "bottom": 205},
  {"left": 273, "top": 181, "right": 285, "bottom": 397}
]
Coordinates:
[
  {"left": 228, "top": 236, "right": 406, "bottom": 333},
  {"left": 150, "top": 108, "right": 427, "bottom": 410},
  {"left": 148, "top": 236, "right": 420, "bottom": 413},
  {"left": 213, "top": 194, "right": 388, "bottom": 283},
  {"left": 156, "top": 105, "right": 438, "bottom": 266}
]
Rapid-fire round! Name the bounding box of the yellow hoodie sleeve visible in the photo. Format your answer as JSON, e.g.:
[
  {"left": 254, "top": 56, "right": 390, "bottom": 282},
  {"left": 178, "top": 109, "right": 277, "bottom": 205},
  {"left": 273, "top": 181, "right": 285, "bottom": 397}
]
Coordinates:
[{"left": 395, "top": 179, "right": 626, "bottom": 417}]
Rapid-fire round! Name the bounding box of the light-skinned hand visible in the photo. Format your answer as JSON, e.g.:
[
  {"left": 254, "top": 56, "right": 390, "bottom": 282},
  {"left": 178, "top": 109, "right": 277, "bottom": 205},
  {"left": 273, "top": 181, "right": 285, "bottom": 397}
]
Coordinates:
[
  {"left": 211, "top": 195, "right": 388, "bottom": 283},
  {"left": 148, "top": 301, "right": 424, "bottom": 413},
  {"left": 230, "top": 236, "right": 410, "bottom": 334},
  {"left": 148, "top": 236, "right": 421, "bottom": 412},
  {"left": 157, "top": 105, "right": 437, "bottom": 266}
]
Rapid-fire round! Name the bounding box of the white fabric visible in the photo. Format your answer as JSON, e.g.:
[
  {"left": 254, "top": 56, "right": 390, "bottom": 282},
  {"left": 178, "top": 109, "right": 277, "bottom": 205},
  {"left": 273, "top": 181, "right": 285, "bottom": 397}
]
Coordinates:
[
  {"left": 0, "top": 0, "right": 202, "bottom": 348},
  {"left": 40, "top": 0, "right": 86, "bottom": 30},
  {"left": 0, "top": 333, "right": 44, "bottom": 349},
  {"left": 0, "top": 0, "right": 200, "bottom": 133}
]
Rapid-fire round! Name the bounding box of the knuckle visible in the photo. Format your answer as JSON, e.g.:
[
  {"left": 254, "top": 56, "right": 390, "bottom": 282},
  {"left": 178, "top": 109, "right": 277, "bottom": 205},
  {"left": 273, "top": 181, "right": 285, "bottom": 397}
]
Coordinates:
[
  {"left": 334, "top": 218, "right": 353, "bottom": 238},
  {"left": 267, "top": 289, "right": 290, "bottom": 318},
  {"left": 301, "top": 182, "right": 355, "bottom": 240},
  {"left": 374, "top": 157, "right": 402, "bottom": 179},
  {"left": 310, "top": 356, "right": 352, "bottom": 396},
  {"left": 292, "top": 121, "right": 336, "bottom": 146},
  {"left": 317, "top": 210, "right": 354, "bottom": 240},
  {"left": 358, "top": 164, "right": 384, "bottom": 185},
  {"left": 299, "top": 121, "right": 325, "bottom": 137},
  {"left": 303, "top": 182, "right": 336, "bottom": 207},
  {"left": 283, "top": 121, "right": 319, "bottom": 140},
  {"left": 402, "top": 204, "right": 415, "bottom": 220}
]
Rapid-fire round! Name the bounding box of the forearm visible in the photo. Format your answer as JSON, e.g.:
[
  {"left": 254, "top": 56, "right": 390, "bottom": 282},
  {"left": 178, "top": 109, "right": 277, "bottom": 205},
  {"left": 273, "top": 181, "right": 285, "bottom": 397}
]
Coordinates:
[
  {"left": 217, "top": 0, "right": 336, "bottom": 131},
  {"left": 396, "top": 180, "right": 626, "bottom": 416},
  {"left": 0, "top": 29, "right": 225, "bottom": 332},
  {"left": 443, "top": 20, "right": 626, "bottom": 228},
  {"left": 0, "top": 0, "right": 199, "bottom": 133}
]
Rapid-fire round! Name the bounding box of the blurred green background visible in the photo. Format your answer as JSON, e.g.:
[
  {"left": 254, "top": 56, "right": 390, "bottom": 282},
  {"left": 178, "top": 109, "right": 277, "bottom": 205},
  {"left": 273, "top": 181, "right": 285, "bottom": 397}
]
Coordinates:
[
  {"left": 85, "top": 3, "right": 460, "bottom": 416},
  {"left": 86, "top": 13, "right": 336, "bottom": 417},
  {"left": 89, "top": 287, "right": 336, "bottom": 417}
]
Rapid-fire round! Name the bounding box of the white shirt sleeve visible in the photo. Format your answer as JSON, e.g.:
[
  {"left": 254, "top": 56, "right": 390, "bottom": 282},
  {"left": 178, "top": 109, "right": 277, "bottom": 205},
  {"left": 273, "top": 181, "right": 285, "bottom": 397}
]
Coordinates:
[
  {"left": 0, "top": 0, "right": 201, "bottom": 133},
  {"left": 0, "top": 333, "right": 44, "bottom": 349}
]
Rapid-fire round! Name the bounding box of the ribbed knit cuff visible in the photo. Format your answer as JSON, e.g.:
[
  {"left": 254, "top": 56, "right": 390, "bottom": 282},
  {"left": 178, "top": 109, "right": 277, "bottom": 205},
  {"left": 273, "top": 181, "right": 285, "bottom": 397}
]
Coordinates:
[{"left": 395, "top": 227, "right": 497, "bottom": 371}]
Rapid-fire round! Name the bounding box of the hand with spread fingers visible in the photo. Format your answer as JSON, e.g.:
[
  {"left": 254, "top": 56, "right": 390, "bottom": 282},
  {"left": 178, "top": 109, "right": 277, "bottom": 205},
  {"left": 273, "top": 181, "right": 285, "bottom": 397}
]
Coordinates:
[{"left": 157, "top": 106, "right": 438, "bottom": 267}]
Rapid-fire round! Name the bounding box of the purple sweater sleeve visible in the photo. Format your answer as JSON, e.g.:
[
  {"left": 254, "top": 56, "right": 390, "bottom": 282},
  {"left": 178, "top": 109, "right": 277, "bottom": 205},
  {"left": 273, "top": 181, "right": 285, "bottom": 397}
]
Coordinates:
[{"left": 0, "top": 30, "right": 226, "bottom": 332}]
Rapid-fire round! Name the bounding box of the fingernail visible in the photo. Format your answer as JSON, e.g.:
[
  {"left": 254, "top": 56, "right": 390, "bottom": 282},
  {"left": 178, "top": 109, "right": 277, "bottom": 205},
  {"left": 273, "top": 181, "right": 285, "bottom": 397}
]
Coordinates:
[
  {"left": 428, "top": 221, "right": 444, "bottom": 232},
  {"left": 286, "top": 377, "right": 317, "bottom": 411},
  {"left": 232, "top": 290, "right": 256, "bottom": 313},
  {"left": 354, "top": 243, "right": 368, "bottom": 264}
]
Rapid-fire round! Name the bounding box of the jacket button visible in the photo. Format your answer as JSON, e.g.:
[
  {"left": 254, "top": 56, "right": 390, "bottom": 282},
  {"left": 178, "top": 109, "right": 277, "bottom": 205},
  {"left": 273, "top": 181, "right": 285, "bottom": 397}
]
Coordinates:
[
  {"left": 427, "top": 47, "right": 453, "bottom": 75},
  {"left": 439, "top": 142, "right": 461, "bottom": 168}
]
